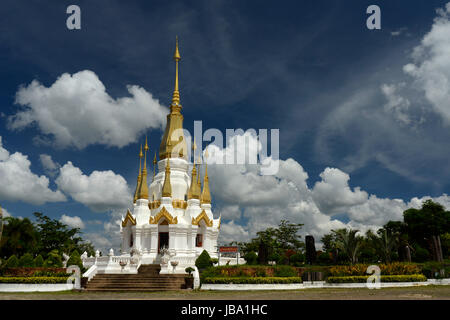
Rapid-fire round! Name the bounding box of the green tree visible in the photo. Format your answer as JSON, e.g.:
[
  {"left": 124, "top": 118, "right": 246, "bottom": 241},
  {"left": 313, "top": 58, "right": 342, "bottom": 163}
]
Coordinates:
[
  {"left": 195, "top": 250, "right": 212, "bottom": 270},
  {"left": 18, "top": 253, "right": 34, "bottom": 267},
  {"left": 403, "top": 200, "right": 450, "bottom": 262},
  {"left": 240, "top": 220, "right": 304, "bottom": 265},
  {"left": 43, "top": 250, "right": 63, "bottom": 267},
  {"left": 33, "top": 254, "right": 44, "bottom": 267},
  {"left": 5, "top": 255, "right": 19, "bottom": 268},
  {"left": 66, "top": 250, "right": 83, "bottom": 270},
  {"left": 243, "top": 251, "right": 258, "bottom": 265},
  {"left": 332, "top": 228, "right": 363, "bottom": 264},
  {"left": 321, "top": 233, "right": 340, "bottom": 264},
  {"left": 0, "top": 217, "right": 38, "bottom": 258},
  {"left": 33, "top": 212, "right": 94, "bottom": 257},
  {"left": 368, "top": 228, "right": 398, "bottom": 263}
]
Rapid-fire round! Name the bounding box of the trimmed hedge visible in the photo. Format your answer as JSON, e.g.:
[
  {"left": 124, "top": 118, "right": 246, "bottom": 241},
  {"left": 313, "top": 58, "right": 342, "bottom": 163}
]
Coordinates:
[
  {"left": 0, "top": 276, "right": 71, "bottom": 284},
  {"left": 203, "top": 277, "right": 303, "bottom": 284},
  {"left": 327, "top": 274, "right": 427, "bottom": 283}
]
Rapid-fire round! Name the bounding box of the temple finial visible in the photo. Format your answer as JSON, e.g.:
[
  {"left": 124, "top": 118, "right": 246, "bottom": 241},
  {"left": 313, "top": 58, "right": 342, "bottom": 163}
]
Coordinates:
[
  {"left": 133, "top": 145, "right": 143, "bottom": 203},
  {"left": 152, "top": 152, "right": 157, "bottom": 181},
  {"left": 137, "top": 137, "right": 149, "bottom": 200},
  {"left": 171, "top": 37, "right": 181, "bottom": 107},
  {"left": 162, "top": 159, "right": 172, "bottom": 197},
  {"left": 201, "top": 147, "right": 211, "bottom": 204}
]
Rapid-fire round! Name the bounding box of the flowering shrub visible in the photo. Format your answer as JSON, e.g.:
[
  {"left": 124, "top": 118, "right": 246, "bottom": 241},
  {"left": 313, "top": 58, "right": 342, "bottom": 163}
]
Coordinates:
[
  {"left": 202, "top": 277, "right": 303, "bottom": 284},
  {"left": 327, "top": 274, "right": 427, "bottom": 283},
  {"left": 1, "top": 267, "right": 68, "bottom": 277},
  {"left": 201, "top": 265, "right": 302, "bottom": 278},
  {"left": 328, "top": 263, "right": 421, "bottom": 277}
]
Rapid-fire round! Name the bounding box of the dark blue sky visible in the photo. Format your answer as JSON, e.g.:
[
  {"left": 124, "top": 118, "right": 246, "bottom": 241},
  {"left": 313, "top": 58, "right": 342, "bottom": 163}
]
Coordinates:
[{"left": 1, "top": 0, "right": 449, "bottom": 249}]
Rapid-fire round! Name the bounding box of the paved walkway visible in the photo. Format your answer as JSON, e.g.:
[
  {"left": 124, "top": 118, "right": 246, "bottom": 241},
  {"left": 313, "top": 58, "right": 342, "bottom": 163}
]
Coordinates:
[{"left": 0, "top": 285, "right": 449, "bottom": 300}]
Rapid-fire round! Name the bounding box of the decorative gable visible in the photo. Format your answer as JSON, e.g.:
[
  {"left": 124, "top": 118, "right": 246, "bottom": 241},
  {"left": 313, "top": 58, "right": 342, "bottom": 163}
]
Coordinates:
[
  {"left": 192, "top": 209, "right": 213, "bottom": 227},
  {"left": 121, "top": 209, "right": 136, "bottom": 227},
  {"left": 149, "top": 206, "right": 178, "bottom": 224}
]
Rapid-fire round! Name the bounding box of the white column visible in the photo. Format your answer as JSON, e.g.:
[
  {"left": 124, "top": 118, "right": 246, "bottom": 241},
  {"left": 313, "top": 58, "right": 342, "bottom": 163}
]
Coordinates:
[{"left": 149, "top": 225, "right": 158, "bottom": 255}]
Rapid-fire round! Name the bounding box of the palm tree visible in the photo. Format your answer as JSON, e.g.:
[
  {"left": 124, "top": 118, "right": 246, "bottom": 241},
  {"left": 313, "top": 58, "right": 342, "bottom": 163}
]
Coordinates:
[
  {"left": 332, "top": 228, "right": 363, "bottom": 264},
  {"left": 369, "top": 228, "right": 398, "bottom": 263}
]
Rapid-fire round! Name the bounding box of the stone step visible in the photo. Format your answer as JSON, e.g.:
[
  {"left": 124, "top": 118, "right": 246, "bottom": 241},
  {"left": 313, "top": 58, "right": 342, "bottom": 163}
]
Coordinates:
[
  {"left": 86, "top": 284, "right": 185, "bottom": 289},
  {"left": 88, "top": 280, "right": 186, "bottom": 285},
  {"left": 87, "top": 284, "right": 184, "bottom": 288},
  {"left": 85, "top": 288, "right": 185, "bottom": 292}
]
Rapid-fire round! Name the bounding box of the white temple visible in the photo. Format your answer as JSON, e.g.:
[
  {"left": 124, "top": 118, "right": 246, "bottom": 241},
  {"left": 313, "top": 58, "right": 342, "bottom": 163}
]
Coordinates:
[{"left": 82, "top": 38, "right": 220, "bottom": 276}]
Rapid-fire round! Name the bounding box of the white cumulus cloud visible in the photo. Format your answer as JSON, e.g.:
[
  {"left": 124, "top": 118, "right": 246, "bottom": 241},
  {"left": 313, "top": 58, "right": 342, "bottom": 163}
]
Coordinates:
[
  {"left": 60, "top": 214, "right": 85, "bottom": 229},
  {"left": 0, "top": 136, "right": 66, "bottom": 205},
  {"left": 205, "top": 132, "right": 450, "bottom": 244},
  {"left": 8, "top": 70, "right": 168, "bottom": 149},
  {"left": 39, "top": 154, "right": 60, "bottom": 177},
  {"left": 55, "top": 161, "right": 132, "bottom": 212},
  {"left": 403, "top": 3, "right": 450, "bottom": 124}
]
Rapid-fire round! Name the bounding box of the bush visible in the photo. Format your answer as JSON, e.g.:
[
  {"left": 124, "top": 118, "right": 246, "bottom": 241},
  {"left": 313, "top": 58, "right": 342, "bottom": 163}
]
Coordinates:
[
  {"left": 326, "top": 274, "right": 427, "bottom": 283},
  {"left": 202, "top": 277, "right": 303, "bottom": 284},
  {"left": 317, "top": 252, "right": 331, "bottom": 265},
  {"left": 18, "top": 253, "right": 34, "bottom": 267},
  {"left": 413, "top": 246, "right": 430, "bottom": 262},
  {"left": 33, "top": 255, "right": 44, "bottom": 267},
  {"left": 244, "top": 251, "right": 258, "bottom": 265},
  {"left": 43, "top": 250, "right": 62, "bottom": 268},
  {"left": 185, "top": 267, "right": 195, "bottom": 276},
  {"left": 274, "top": 265, "right": 298, "bottom": 277},
  {"left": 290, "top": 253, "right": 305, "bottom": 264},
  {"left": 195, "top": 250, "right": 212, "bottom": 270},
  {"left": 66, "top": 250, "right": 83, "bottom": 271},
  {"left": 0, "top": 276, "right": 70, "bottom": 284},
  {"left": 268, "top": 252, "right": 280, "bottom": 263},
  {"left": 421, "top": 261, "right": 450, "bottom": 279},
  {"left": 5, "top": 255, "right": 19, "bottom": 268}
]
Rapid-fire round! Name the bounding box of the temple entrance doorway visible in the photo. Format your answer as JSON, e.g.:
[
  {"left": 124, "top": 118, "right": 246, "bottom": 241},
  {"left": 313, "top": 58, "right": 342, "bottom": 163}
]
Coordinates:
[
  {"left": 158, "top": 220, "right": 169, "bottom": 253},
  {"left": 158, "top": 232, "right": 169, "bottom": 253}
]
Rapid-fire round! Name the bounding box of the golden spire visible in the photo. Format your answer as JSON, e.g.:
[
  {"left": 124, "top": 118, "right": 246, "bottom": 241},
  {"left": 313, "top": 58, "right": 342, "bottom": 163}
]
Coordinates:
[
  {"left": 152, "top": 152, "right": 157, "bottom": 181},
  {"left": 137, "top": 137, "right": 149, "bottom": 200},
  {"left": 172, "top": 36, "right": 181, "bottom": 106},
  {"left": 133, "top": 145, "right": 143, "bottom": 203},
  {"left": 159, "top": 37, "right": 187, "bottom": 160},
  {"left": 188, "top": 139, "right": 200, "bottom": 199},
  {"left": 162, "top": 159, "right": 172, "bottom": 197},
  {"left": 201, "top": 147, "right": 211, "bottom": 204}
]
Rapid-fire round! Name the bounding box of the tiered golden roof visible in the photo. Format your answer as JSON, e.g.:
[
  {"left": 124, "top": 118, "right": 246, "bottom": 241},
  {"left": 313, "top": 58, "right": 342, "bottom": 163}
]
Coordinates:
[{"left": 159, "top": 37, "right": 187, "bottom": 160}]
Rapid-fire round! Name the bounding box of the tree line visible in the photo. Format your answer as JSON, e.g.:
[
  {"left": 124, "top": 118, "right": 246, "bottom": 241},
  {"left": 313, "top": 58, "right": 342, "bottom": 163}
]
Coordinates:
[
  {"left": 231, "top": 200, "right": 450, "bottom": 265},
  {"left": 0, "top": 212, "right": 95, "bottom": 265}
]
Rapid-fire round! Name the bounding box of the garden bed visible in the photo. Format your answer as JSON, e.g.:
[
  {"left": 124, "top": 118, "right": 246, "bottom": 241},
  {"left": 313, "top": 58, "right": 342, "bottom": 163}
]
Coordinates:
[{"left": 202, "top": 277, "right": 303, "bottom": 284}]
